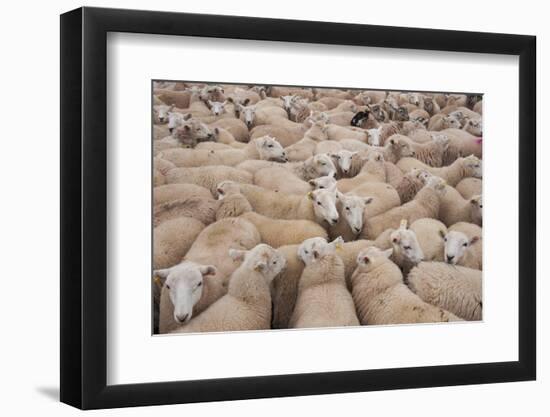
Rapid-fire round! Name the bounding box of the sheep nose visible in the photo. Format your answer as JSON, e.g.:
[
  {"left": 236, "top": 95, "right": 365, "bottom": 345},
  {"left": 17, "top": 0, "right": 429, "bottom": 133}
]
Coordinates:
[
  {"left": 159, "top": 117, "right": 165, "bottom": 122},
  {"left": 446, "top": 255, "right": 454, "bottom": 262},
  {"left": 331, "top": 217, "right": 338, "bottom": 225},
  {"left": 176, "top": 313, "right": 189, "bottom": 323},
  {"left": 169, "top": 128, "right": 174, "bottom": 133},
  {"left": 354, "top": 227, "right": 361, "bottom": 233}
]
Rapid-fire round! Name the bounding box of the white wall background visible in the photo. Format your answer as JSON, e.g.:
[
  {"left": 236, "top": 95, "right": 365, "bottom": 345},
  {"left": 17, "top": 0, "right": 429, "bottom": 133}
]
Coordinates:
[{"left": 0, "top": 0, "right": 545, "bottom": 415}]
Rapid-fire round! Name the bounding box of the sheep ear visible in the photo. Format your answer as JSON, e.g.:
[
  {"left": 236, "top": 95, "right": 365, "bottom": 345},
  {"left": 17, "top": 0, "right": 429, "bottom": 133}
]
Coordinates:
[
  {"left": 214, "top": 127, "right": 220, "bottom": 135},
  {"left": 470, "top": 236, "right": 480, "bottom": 245},
  {"left": 389, "top": 138, "right": 396, "bottom": 146},
  {"left": 335, "top": 191, "right": 344, "bottom": 200},
  {"left": 307, "top": 191, "right": 315, "bottom": 200},
  {"left": 229, "top": 249, "right": 246, "bottom": 262},
  {"left": 330, "top": 236, "right": 344, "bottom": 252},
  {"left": 199, "top": 265, "right": 217, "bottom": 277},
  {"left": 226, "top": 97, "right": 234, "bottom": 103},
  {"left": 313, "top": 250, "right": 320, "bottom": 260},
  {"left": 439, "top": 230, "right": 446, "bottom": 239},
  {"left": 183, "top": 113, "right": 192, "bottom": 121},
  {"left": 243, "top": 98, "right": 250, "bottom": 106},
  {"left": 308, "top": 179, "right": 316, "bottom": 187},
  {"left": 331, "top": 171, "right": 337, "bottom": 178},
  {"left": 364, "top": 197, "right": 374, "bottom": 205},
  {"left": 382, "top": 248, "right": 393, "bottom": 258},
  {"left": 254, "top": 260, "right": 267, "bottom": 272},
  {"left": 183, "top": 125, "right": 191, "bottom": 131}
]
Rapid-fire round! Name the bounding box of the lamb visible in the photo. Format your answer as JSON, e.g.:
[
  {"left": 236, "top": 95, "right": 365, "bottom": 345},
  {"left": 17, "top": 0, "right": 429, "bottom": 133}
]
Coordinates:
[
  {"left": 443, "top": 222, "right": 482, "bottom": 269},
  {"left": 330, "top": 150, "right": 357, "bottom": 177},
  {"left": 456, "top": 177, "right": 482, "bottom": 199},
  {"left": 153, "top": 183, "right": 212, "bottom": 205},
  {"left": 237, "top": 103, "right": 289, "bottom": 128},
  {"left": 268, "top": 86, "right": 315, "bottom": 100},
  {"left": 423, "top": 96, "right": 440, "bottom": 116},
  {"left": 337, "top": 151, "right": 386, "bottom": 193},
  {"left": 208, "top": 118, "right": 250, "bottom": 143},
  {"left": 439, "top": 185, "right": 483, "bottom": 226},
  {"left": 171, "top": 244, "right": 286, "bottom": 333},
  {"left": 409, "top": 218, "right": 447, "bottom": 262},
  {"left": 463, "top": 118, "right": 483, "bottom": 136},
  {"left": 206, "top": 99, "right": 229, "bottom": 116},
  {"left": 153, "top": 196, "right": 218, "bottom": 226},
  {"left": 214, "top": 193, "right": 253, "bottom": 220},
  {"left": 395, "top": 168, "right": 430, "bottom": 203},
  {"left": 239, "top": 211, "right": 327, "bottom": 247},
  {"left": 155, "top": 90, "right": 191, "bottom": 108},
  {"left": 154, "top": 104, "right": 174, "bottom": 124},
  {"left": 216, "top": 181, "right": 340, "bottom": 226},
  {"left": 159, "top": 136, "right": 288, "bottom": 168},
  {"left": 156, "top": 217, "right": 261, "bottom": 332},
  {"left": 396, "top": 155, "right": 482, "bottom": 186},
  {"left": 167, "top": 115, "right": 216, "bottom": 147},
  {"left": 153, "top": 217, "right": 205, "bottom": 269},
  {"left": 362, "top": 176, "right": 447, "bottom": 239},
  {"left": 290, "top": 238, "right": 359, "bottom": 328},
  {"left": 407, "top": 262, "right": 482, "bottom": 321},
  {"left": 165, "top": 165, "right": 253, "bottom": 195},
  {"left": 237, "top": 153, "right": 335, "bottom": 178},
  {"left": 350, "top": 247, "right": 461, "bottom": 325}
]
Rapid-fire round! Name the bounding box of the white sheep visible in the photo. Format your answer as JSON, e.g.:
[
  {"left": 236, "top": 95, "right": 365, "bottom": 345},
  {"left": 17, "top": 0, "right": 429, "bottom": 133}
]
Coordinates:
[
  {"left": 328, "top": 193, "right": 374, "bottom": 241},
  {"left": 153, "top": 217, "right": 205, "bottom": 269},
  {"left": 153, "top": 183, "right": 213, "bottom": 206},
  {"left": 290, "top": 237, "right": 359, "bottom": 328},
  {"left": 394, "top": 168, "right": 430, "bottom": 203},
  {"left": 250, "top": 124, "right": 307, "bottom": 148},
  {"left": 157, "top": 217, "right": 261, "bottom": 333},
  {"left": 350, "top": 247, "right": 461, "bottom": 324},
  {"left": 439, "top": 185, "right": 483, "bottom": 226},
  {"left": 407, "top": 262, "right": 482, "bottom": 321},
  {"left": 362, "top": 176, "right": 447, "bottom": 239},
  {"left": 455, "top": 177, "right": 482, "bottom": 199},
  {"left": 165, "top": 165, "right": 253, "bottom": 195},
  {"left": 397, "top": 155, "right": 482, "bottom": 186},
  {"left": 443, "top": 222, "right": 482, "bottom": 269},
  {"left": 308, "top": 173, "right": 337, "bottom": 191},
  {"left": 172, "top": 244, "right": 286, "bottom": 333},
  {"left": 348, "top": 181, "right": 401, "bottom": 218}
]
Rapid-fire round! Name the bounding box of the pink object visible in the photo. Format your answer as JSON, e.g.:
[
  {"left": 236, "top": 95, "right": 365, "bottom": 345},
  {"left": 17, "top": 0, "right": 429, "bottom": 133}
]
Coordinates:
[{"left": 475, "top": 137, "right": 483, "bottom": 144}]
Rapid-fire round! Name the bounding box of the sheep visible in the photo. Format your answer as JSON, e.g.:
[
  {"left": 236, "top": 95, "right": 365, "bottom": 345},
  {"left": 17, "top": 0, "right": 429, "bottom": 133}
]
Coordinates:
[
  {"left": 153, "top": 157, "right": 176, "bottom": 177},
  {"left": 240, "top": 211, "right": 328, "bottom": 247},
  {"left": 216, "top": 181, "right": 340, "bottom": 227},
  {"left": 407, "top": 262, "right": 482, "bottom": 321},
  {"left": 349, "top": 181, "right": 401, "bottom": 218},
  {"left": 443, "top": 222, "right": 482, "bottom": 269},
  {"left": 440, "top": 128, "right": 482, "bottom": 164},
  {"left": 328, "top": 193, "right": 374, "bottom": 241},
  {"left": 153, "top": 124, "right": 171, "bottom": 141},
  {"left": 153, "top": 217, "right": 205, "bottom": 269},
  {"left": 326, "top": 124, "right": 368, "bottom": 142},
  {"left": 409, "top": 218, "right": 447, "bottom": 262},
  {"left": 268, "top": 86, "right": 315, "bottom": 100},
  {"left": 327, "top": 111, "right": 355, "bottom": 126},
  {"left": 428, "top": 113, "right": 462, "bottom": 131},
  {"left": 171, "top": 244, "right": 286, "bottom": 333},
  {"left": 285, "top": 121, "right": 329, "bottom": 161},
  {"left": 160, "top": 136, "right": 287, "bottom": 168},
  {"left": 272, "top": 239, "right": 374, "bottom": 328},
  {"left": 456, "top": 177, "right": 482, "bottom": 199},
  {"left": 308, "top": 173, "right": 337, "bottom": 191},
  {"left": 362, "top": 176, "right": 447, "bottom": 239},
  {"left": 156, "top": 90, "right": 191, "bottom": 108},
  {"left": 153, "top": 196, "right": 218, "bottom": 226},
  {"left": 237, "top": 153, "right": 335, "bottom": 178},
  {"left": 354, "top": 90, "right": 387, "bottom": 105},
  {"left": 253, "top": 154, "right": 336, "bottom": 195},
  {"left": 423, "top": 96, "right": 440, "bottom": 116},
  {"left": 165, "top": 165, "right": 253, "bottom": 195},
  {"left": 250, "top": 124, "right": 306, "bottom": 148},
  {"left": 330, "top": 150, "right": 357, "bottom": 177},
  {"left": 206, "top": 99, "right": 228, "bottom": 116},
  {"left": 337, "top": 151, "right": 387, "bottom": 193},
  {"left": 384, "top": 161, "right": 405, "bottom": 189},
  {"left": 225, "top": 87, "right": 262, "bottom": 105},
  {"left": 390, "top": 134, "right": 450, "bottom": 167},
  {"left": 473, "top": 100, "right": 483, "bottom": 115},
  {"left": 463, "top": 118, "right": 483, "bottom": 136},
  {"left": 156, "top": 217, "right": 261, "bottom": 332},
  {"left": 317, "top": 96, "right": 347, "bottom": 110},
  {"left": 350, "top": 247, "right": 461, "bottom": 324},
  {"left": 236, "top": 103, "right": 289, "bottom": 128},
  {"left": 168, "top": 116, "right": 216, "bottom": 147},
  {"left": 290, "top": 238, "right": 359, "bottom": 328},
  {"left": 153, "top": 183, "right": 212, "bottom": 206},
  {"left": 214, "top": 193, "right": 253, "bottom": 220},
  {"left": 439, "top": 185, "right": 483, "bottom": 226},
  {"left": 396, "top": 155, "right": 482, "bottom": 186},
  {"left": 208, "top": 118, "right": 250, "bottom": 143},
  {"left": 395, "top": 168, "right": 430, "bottom": 203}
]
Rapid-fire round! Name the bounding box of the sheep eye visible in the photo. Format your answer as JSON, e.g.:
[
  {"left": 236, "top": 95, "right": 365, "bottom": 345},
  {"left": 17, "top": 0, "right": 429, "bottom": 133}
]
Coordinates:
[
  {"left": 319, "top": 186, "right": 325, "bottom": 189},
  {"left": 304, "top": 250, "right": 309, "bottom": 254},
  {"left": 404, "top": 246, "right": 411, "bottom": 250},
  {"left": 444, "top": 238, "right": 447, "bottom": 242},
  {"left": 273, "top": 261, "right": 277, "bottom": 265},
  {"left": 165, "top": 284, "right": 170, "bottom": 290},
  {"left": 345, "top": 207, "right": 350, "bottom": 211},
  {"left": 197, "top": 282, "right": 202, "bottom": 287},
  {"left": 463, "top": 243, "right": 468, "bottom": 247},
  {"left": 479, "top": 205, "right": 483, "bottom": 208},
  {"left": 268, "top": 144, "right": 274, "bottom": 148},
  {"left": 317, "top": 202, "right": 322, "bottom": 206}
]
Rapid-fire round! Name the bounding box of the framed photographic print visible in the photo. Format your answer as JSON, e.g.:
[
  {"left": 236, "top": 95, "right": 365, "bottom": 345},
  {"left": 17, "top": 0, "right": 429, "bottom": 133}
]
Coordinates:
[{"left": 60, "top": 6, "right": 536, "bottom": 410}]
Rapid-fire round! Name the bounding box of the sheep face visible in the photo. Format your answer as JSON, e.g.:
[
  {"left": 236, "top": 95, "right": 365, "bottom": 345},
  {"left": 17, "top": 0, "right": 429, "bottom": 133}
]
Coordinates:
[
  {"left": 443, "top": 231, "right": 477, "bottom": 264},
  {"left": 424, "top": 176, "right": 447, "bottom": 194},
  {"left": 470, "top": 195, "right": 483, "bottom": 224},
  {"left": 390, "top": 228, "right": 424, "bottom": 265},
  {"left": 443, "top": 115, "right": 462, "bottom": 129},
  {"left": 367, "top": 128, "right": 381, "bottom": 146},
  {"left": 216, "top": 180, "right": 240, "bottom": 200},
  {"left": 355, "top": 247, "right": 393, "bottom": 272},
  {"left": 410, "top": 168, "right": 431, "bottom": 183},
  {"left": 463, "top": 155, "right": 482, "bottom": 178},
  {"left": 333, "top": 150, "right": 357, "bottom": 176},
  {"left": 200, "top": 85, "right": 225, "bottom": 102},
  {"left": 388, "top": 137, "right": 415, "bottom": 158},
  {"left": 254, "top": 136, "right": 288, "bottom": 162},
  {"left": 280, "top": 95, "right": 299, "bottom": 112},
  {"left": 338, "top": 193, "right": 373, "bottom": 235},
  {"left": 207, "top": 100, "right": 227, "bottom": 116},
  {"left": 407, "top": 93, "right": 424, "bottom": 107},
  {"left": 370, "top": 104, "right": 387, "bottom": 122},
  {"left": 308, "top": 174, "right": 337, "bottom": 191},
  {"left": 464, "top": 118, "right": 483, "bottom": 136},
  {"left": 305, "top": 121, "right": 330, "bottom": 141},
  {"left": 297, "top": 236, "right": 344, "bottom": 265},
  {"left": 312, "top": 154, "right": 337, "bottom": 177},
  {"left": 229, "top": 244, "right": 286, "bottom": 282},
  {"left": 308, "top": 189, "right": 339, "bottom": 226},
  {"left": 167, "top": 112, "right": 189, "bottom": 132},
  {"left": 153, "top": 104, "right": 174, "bottom": 124},
  {"left": 173, "top": 119, "right": 214, "bottom": 147},
  {"left": 239, "top": 105, "right": 257, "bottom": 128},
  {"left": 154, "top": 262, "right": 217, "bottom": 325},
  {"left": 306, "top": 111, "right": 330, "bottom": 127},
  {"left": 395, "top": 106, "right": 409, "bottom": 121}
]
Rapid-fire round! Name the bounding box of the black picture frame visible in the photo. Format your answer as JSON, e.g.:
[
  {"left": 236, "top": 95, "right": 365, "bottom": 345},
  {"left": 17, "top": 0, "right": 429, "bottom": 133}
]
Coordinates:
[{"left": 60, "top": 6, "right": 536, "bottom": 410}]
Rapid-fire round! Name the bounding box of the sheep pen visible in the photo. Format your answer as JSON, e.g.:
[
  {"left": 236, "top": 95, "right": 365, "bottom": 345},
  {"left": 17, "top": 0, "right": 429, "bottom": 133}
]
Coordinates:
[{"left": 151, "top": 81, "right": 483, "bottom": 335}]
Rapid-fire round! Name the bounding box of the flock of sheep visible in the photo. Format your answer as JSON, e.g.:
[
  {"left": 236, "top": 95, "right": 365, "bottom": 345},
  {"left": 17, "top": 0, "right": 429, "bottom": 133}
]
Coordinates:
[{"left": 152, "top": 81, "right": 483, "bottom": 335}]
